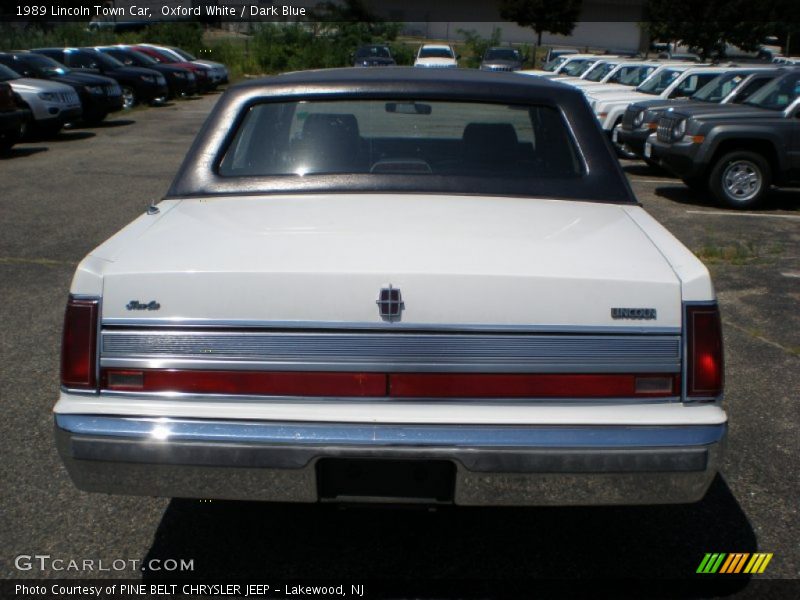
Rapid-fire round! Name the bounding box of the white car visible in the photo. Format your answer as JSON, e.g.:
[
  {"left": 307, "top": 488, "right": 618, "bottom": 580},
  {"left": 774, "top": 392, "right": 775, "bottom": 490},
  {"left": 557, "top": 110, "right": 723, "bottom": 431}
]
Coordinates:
[
  {"left": 590, "top": 66, "right": 742, "bottom": 134},
  {"left": 54, "top": 68, "right": 726, "bottom": 506},
  {"left": 565, "top": 61, "right": 661, "bottom": 91},
  {"left": 414, "top": 44, "right": 458, "bottom": 68},
  {"left": 519, "top": 53, "right": 601, "bottom": 78}
]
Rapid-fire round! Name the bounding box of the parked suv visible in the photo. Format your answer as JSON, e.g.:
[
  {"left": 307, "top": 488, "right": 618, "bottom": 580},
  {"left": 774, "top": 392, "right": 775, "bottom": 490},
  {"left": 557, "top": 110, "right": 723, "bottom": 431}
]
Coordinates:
[
  {"left": 618, "top": 69, "right": 779, "bottom": 163},
  {"left": 0, "top": 61, "right": 82, "bottom": 136},
  {"left": 0, "top": 51, "right": 121, "bottom": 124},
  {"left": 649, "top": 70, "right": 800, "bottom": 208},
  {"left": 480, "top": 47, "right": 522, "bottom": 72},
  {"left": 351, "top": 44, "right": 396, "bottom": 67},
  {"left": 32, "top": 48, "right": 168, "bottom": 108}
]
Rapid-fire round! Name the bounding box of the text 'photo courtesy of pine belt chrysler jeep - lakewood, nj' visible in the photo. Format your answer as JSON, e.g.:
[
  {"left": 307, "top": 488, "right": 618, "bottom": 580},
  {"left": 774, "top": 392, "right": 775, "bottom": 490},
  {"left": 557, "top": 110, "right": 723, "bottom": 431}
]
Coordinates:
[{"left": 54, "top": 68, "right": 726, "bottom": 507}]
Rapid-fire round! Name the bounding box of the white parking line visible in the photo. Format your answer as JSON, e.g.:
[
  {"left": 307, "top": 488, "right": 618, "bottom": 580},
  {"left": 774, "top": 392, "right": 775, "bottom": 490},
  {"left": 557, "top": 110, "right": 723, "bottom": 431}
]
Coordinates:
[
  {"left": 782, "top": 271, "right": 800, "bottom": 279},
  {"left": 629, "top": 178, "right": 676, "bottom": 184},
  {"left": 685, "top": 210, "right": 800, "bottom": 221}
]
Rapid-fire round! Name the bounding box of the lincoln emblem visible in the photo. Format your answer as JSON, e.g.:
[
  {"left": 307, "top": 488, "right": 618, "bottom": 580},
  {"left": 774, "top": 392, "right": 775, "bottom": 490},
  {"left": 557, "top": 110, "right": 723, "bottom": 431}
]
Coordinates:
[{"left": 376, "top": 285, "right": 404, "bottom": 321}]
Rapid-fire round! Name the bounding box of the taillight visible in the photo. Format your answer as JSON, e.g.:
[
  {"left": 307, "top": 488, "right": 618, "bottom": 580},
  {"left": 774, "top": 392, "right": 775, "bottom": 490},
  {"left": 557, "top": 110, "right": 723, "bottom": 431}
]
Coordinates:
[
  {"left": 61, "top": 296, "right": 99, "bottom": 390},
  {"left": 686, "top": 304, "right": 724, "bottom": 399}
]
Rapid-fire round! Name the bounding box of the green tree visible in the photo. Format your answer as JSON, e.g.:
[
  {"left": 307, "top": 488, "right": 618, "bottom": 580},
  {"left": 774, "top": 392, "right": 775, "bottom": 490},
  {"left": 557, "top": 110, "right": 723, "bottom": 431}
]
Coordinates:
[
  {"left": 498, "top": 0, "right": 583, "bottom": 49},
  {"left": 644, "top": 0, "right": 783, "bottom": 59}
]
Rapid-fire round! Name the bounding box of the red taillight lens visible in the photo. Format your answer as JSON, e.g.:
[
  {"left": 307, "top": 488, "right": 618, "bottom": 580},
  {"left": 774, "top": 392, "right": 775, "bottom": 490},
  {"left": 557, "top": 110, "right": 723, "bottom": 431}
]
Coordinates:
[
  {"left": 61, "top": 297, "right": 99, "bottom": 389},
  {"left": 686, "top": 304, "right": 724, "bottom": 398}
]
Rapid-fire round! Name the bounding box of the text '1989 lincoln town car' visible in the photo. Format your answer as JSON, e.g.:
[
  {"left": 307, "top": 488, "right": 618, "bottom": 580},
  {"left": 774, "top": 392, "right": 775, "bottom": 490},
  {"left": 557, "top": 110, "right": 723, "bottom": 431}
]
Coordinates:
[{"left": 55, "top": 68, "right": 725, "bottom": 506}]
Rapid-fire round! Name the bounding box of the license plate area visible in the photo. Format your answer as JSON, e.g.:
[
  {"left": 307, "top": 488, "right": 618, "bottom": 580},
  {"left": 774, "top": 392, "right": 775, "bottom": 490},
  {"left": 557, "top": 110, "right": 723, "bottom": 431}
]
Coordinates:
[{"left": 316, "top": 458, "right": 456, "bottom": 503}]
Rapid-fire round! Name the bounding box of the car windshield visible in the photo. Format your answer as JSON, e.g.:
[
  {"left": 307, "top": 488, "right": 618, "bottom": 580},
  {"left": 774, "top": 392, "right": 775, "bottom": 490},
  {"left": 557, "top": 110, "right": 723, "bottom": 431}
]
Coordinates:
[
  {"left": 608, "top": 65, "right": 654, "bottom": 85},
  {"left": 560, "top": 59, "right": 593, "bottom": 76},
  {"left": 484, "top": 48, "right": 518, "bottom": 61},
  {"left": 171, "top": 47, "right": 196, "bottom": 61},
  {"left": 219, "top": 99, "right": 581, "bottom": 180},
  {"left": 419, "top": 47, "right": 453, "bottom": 59},
  {"left": 104, "top": 48, "right": 157, "bottom": 66},
  {"left": 636, "top": 68, "right": 682, "bottom": 94},
  {"left": 743, "top": 73, "right": 800, "bottom": 111},
  {"left": 542, "top": 56, "right": 569, "bottom": 72},
  {"left": 139, "top": 48, "right": 171, "bottom": 63},
  {"left": 691, "top": 72, "right": 747, "bottom": 102},
  {"left": 0, "top": 64, "right": 20, "bottom": 81},
  {"left": 86, "top": 50, "right": 124, "bottom": 69},
  {"left": 356, "top": 46, "right": 391, "bottom": 58},
  {"left": 21, "top": 53, "right": 70, "bottom": 76},
  {"left": 583, "top": 62, "right": 616, "bottom": 81}
]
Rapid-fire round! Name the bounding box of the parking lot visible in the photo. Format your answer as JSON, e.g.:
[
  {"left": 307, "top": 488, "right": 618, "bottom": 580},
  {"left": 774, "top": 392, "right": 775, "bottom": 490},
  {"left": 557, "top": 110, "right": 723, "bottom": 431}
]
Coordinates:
[{"left": 1, "top": 93, "right": 798, "bottom": 587}]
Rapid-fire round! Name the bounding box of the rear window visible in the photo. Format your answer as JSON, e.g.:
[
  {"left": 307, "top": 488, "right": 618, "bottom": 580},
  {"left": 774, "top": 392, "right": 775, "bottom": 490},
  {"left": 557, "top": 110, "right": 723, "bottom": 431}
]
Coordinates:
[{"left": 219, "top": 100, "right": 582, "bottom": 179}]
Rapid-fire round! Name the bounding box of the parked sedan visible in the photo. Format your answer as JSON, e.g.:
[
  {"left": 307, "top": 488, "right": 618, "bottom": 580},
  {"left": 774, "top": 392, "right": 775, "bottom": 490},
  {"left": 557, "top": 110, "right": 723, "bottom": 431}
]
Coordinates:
[
  {"left": 131, "top": 45, "right": 216, "bottom": 91},
  {"left": 94, "top": 46, "right": 197, "bottom": 98},
  {"left": 55, "top": 68, "right": 726, "bottom": 507},
  {"left": 31, "top": 48, "right": 168, "bottom": 108},
  {"left": 0, "top": 60, "right": 82, "bottom": 136},
  {"left": 156, "top": 45, "right": 229, "bottom": 84},
  {"left": 0, "top": 51, "right": 121, "bottom": 124}
]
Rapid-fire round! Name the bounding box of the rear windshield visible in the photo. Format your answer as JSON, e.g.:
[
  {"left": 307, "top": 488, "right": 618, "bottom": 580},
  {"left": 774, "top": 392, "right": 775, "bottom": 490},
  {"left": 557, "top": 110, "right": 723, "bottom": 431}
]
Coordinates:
[
  {"left": 419, "top": 47, "right": 454, "bottom": 59},
  {"left": 484, "top": 48, "right": 519, "bottom": 61},
  {"left": 219, "top": 100, "right": 582, "bottom": 179}
]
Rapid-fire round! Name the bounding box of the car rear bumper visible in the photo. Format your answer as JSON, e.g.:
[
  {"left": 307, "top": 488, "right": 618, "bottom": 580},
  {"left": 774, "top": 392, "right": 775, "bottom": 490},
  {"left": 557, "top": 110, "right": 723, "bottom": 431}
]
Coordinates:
[{"left": 55, "top": 414, "right": 725, "bottom": 506}]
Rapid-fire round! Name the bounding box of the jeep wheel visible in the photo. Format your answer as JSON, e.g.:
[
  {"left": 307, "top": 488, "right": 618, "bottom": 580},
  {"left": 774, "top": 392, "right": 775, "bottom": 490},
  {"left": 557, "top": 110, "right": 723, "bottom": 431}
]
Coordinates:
[{"left": 710, "top": 151, "right": 771, "bottom": 209}]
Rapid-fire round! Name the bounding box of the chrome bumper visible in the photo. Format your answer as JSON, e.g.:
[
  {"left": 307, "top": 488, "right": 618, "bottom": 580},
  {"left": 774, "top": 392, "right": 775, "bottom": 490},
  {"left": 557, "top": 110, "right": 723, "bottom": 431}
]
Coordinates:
[{"left": 54, "top": 415, "right": 725, "bottom": 506}]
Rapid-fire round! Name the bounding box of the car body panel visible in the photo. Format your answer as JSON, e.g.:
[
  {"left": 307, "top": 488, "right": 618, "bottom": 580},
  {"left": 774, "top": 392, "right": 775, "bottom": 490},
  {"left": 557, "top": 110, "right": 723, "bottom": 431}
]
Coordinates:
[{"left": 55, "top": 68, "right": 724, "bottom": 506}]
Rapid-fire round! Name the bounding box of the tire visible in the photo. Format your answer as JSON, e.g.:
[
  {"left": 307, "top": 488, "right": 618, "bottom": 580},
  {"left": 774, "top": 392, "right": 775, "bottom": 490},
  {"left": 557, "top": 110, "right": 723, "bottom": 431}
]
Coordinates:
[
  {"left": 121, "top": 86, "right": 137, "bottom": 109},
  {"left": 709, "top": 151, "right": 771, "bottom": 209},
  {"left": 612, "top": 122, "right": 638, "bottom": 160}
]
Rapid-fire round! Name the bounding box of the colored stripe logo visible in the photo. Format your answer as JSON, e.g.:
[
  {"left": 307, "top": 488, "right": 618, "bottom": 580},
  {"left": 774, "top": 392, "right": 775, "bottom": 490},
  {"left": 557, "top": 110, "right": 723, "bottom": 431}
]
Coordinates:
[{"left": 697, "top": 553, "right": 773, "bottom": 574}]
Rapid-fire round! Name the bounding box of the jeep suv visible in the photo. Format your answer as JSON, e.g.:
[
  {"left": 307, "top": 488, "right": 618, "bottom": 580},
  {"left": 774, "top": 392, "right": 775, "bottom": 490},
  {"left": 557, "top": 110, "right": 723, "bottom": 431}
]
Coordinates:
[{"left": 649, "top": 70, "right": 800, "bottom": 208}]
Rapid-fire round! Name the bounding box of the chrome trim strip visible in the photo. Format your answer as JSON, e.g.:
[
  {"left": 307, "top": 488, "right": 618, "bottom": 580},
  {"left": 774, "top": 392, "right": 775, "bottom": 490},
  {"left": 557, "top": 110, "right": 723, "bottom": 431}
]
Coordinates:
[
  {"left": 70, "top": 388, "right": 681, "bottom": 405},
  {"left": 56, "top": 415, "right": 726, "bottom": 448},
  {"left": 100, "top": 330, "right": 681, "bottom": 373},
  {"left": 102, "top": 318, "right": 682, "bottom": 335}
]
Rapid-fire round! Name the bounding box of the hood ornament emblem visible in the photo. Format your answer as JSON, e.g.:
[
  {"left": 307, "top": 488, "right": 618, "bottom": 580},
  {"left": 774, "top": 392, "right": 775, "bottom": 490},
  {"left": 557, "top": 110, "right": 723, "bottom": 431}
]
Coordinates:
[{"left": 376, "top": 285, "right": 404, "bottom": 321}]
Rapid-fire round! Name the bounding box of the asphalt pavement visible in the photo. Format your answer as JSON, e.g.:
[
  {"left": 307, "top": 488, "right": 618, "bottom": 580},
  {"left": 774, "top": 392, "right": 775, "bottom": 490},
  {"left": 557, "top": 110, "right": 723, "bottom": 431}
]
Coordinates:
[{"left": 0, "top": 93, "right": 797, "bottom": 592}]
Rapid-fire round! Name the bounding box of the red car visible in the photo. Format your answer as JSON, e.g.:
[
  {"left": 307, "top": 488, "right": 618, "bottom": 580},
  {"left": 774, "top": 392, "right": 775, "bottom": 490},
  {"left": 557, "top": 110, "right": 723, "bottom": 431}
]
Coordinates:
[{"left": 130, "top": 45, "right": 214, "bottom": 92}]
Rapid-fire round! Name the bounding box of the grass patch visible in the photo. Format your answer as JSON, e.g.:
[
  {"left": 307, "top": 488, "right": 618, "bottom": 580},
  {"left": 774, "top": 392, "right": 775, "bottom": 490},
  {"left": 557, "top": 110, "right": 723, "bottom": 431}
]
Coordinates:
[{"left": 694, "top": 241, "right": 785, "bottom": 266}]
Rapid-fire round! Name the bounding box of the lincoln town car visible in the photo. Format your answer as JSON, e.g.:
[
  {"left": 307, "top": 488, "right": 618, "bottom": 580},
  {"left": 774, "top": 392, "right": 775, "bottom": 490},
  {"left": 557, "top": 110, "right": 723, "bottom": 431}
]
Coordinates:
[{"left": 54, "top": 68, "right": 726, "bottom": 506}]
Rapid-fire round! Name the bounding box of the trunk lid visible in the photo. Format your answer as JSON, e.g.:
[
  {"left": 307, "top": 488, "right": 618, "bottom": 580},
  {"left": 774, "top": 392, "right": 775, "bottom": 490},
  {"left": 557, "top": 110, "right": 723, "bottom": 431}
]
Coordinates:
[{"left": 96, "top": 195, "right": 682, "bottom": 329}]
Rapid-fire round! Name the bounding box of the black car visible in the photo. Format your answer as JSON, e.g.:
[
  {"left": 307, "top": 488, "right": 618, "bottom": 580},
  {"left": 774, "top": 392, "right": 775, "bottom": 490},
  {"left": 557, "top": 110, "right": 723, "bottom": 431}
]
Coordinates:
[
  {"left": 32, "top": 48, "right": 168, "bottom": 108},
  {"left": 649, "top": 70, "right": 800, "bottom": 208},
  {"left": 351, "top": 45, "right": 396, "bottom": 67},
  {"left": 480, "top": 47, "right": 523, "bottom": 72},
  {"left": 0, "top": 52, "right": 122, "bottom": 124},
  {"left": 94, "top": 46, "right": 197, "bottom": 99}
]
